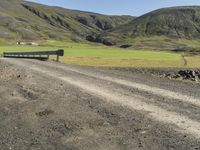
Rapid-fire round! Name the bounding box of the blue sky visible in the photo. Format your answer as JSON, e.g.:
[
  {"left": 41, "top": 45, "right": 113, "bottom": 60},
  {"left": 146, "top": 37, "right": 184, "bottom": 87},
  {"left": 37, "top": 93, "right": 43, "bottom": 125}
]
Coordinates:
[{"left": 28, "top": 0, "right": 200, "bottom": 16}]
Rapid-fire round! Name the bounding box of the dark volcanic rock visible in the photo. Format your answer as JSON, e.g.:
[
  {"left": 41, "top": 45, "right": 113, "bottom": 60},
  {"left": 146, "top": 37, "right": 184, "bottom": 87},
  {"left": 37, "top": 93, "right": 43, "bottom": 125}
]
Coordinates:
[
  {"left": 162, "top": 69, "right": 200, "bottom": 82},
  {"left": 102, "top": 39, "right": 114, "bottom": 46},
  {"left": 177, "top": 70, "right": 200, "bottom": 81},
  {"left": 86, "top": 35, "right": 103, "bottom": 43},
  {"left": 86, "top": 35, "right": 96, "bottom": 42},
  {"left": 120, "top": 44, "right": 132, "bottom": 48},
  {"left": 86, "top": 35, "right": 114, "bottom": 46}
]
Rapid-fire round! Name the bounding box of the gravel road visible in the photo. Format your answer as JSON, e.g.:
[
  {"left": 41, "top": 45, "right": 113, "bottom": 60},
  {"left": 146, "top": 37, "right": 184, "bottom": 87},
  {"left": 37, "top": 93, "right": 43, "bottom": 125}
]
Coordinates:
[{"left": 0, "top": 58, "right": 200, "bottom": 150}]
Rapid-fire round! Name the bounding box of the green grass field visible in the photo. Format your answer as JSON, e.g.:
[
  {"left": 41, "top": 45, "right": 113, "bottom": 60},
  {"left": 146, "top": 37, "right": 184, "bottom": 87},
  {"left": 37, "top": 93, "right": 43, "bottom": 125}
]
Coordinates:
[{"left": 0, "top": 40, "right": 199, "bottom": 68}]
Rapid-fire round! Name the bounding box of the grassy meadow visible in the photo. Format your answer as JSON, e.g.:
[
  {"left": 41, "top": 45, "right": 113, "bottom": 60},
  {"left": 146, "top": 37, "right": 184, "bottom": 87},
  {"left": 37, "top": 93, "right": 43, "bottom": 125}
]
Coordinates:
[{"left": 0, "top": 40, "right": 199, "bottom": 68}]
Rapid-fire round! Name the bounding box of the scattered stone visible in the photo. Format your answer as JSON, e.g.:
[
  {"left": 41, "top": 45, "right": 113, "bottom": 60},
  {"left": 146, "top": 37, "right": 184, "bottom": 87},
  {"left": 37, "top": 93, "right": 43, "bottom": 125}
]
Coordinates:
[
  {"left": 178, "top": 70, "right": 200, "bottom": 81},
  {"left": 11, "top": 91, "right": 17, "bottom": 96},
  {"left": 163, "top": 69, "right": 200, "bottom": 82},
  {"left": 36, "top": 109, "right": 54, "bottom": 117}
]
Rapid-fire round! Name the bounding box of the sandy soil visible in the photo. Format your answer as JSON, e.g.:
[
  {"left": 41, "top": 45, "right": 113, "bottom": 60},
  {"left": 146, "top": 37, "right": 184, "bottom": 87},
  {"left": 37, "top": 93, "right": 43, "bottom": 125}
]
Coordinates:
[{"left": 0, "top": 58, "right": 200, "bottom": 150}]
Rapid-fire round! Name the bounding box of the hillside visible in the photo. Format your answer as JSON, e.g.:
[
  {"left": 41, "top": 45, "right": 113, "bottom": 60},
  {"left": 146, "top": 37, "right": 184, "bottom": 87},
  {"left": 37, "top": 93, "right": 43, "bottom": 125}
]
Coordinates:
[
  {"left": 93, "top": 6, "right": 200, "bottom": 52},
  {"left": 1, "top": 0, "right": 200, "bottom": 53},
  {"left": 108, "top": 6, "right": 200, "bottom": 39},
  {"left": 0, "top": 0, "right": 134, "bottom": 41}
]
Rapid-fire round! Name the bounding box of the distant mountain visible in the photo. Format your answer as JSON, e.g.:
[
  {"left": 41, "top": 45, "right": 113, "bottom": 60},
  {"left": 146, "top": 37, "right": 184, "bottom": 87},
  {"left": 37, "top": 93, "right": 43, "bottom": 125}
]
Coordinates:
[
  {"left": 0, "top": 0, "right": 134, "bottom": 41},
  {"left": 1, "top": 0, "right": 200, "bottom": 52},
  {"left": 107, "top": 6, "right": 200, "bottom": 39}
]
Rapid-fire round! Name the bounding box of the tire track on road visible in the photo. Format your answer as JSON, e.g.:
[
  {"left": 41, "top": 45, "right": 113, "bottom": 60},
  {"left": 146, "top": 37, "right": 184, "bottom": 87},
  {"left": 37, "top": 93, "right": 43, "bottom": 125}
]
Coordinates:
[
  {"left": 26, "top": 59, "right": 200, "bottom": 108},
  {"left": 3, "top": 58, "right": 200, "bottom": 139}
]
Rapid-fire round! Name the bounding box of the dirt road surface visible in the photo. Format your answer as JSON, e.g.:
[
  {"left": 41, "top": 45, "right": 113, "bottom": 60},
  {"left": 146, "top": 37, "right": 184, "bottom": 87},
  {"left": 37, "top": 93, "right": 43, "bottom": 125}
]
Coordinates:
[{"left": 0, "top": 58, "right": 200, "bottom": 150}]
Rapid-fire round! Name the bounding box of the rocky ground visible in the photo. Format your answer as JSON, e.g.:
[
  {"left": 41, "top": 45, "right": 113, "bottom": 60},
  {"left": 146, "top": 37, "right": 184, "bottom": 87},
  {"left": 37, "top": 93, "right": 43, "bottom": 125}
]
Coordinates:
[
  {"left": 0, "top": 58, "right": 200, "bottom": 150},
  {"left": 164, "top": 69, "right": 200, "bottom": 82},
  {"left": 109, "top": 67, "right": 200, "bottom": 83}
]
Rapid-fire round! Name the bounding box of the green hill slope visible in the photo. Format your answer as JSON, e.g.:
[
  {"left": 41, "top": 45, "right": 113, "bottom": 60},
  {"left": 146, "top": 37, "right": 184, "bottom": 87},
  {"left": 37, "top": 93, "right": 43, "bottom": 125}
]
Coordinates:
[
  {"left": 0, "top": 0, "right": 134, "bottom": 41},
  {"left": 2, "top": 0, "right": 200, "bottom": 54},
  {"left": 94, "top": 6, "right": 200, "bottom": 53},
  {"left": 110, "top": 6, "right": 200, "bottom": 38}
]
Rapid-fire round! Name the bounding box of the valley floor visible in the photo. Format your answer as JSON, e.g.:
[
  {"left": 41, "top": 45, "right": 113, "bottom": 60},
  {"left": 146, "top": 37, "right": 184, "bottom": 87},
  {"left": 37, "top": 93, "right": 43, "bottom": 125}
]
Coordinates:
[
  {"left": 0, "top": 58, "right": 200, "bottom": 150},
  {"left": 1, "top": 43, "right": 200, "bottom": 68}
]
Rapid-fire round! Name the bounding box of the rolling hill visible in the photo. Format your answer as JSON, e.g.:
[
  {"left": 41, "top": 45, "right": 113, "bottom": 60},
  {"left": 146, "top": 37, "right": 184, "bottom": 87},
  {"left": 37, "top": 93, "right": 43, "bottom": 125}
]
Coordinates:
[
  {"left": 105, "top": 6, "right": 200, "bottom": 40},
  {"left": 1, "top": 0, "right": 200, "bottom": 53},
  {"left": 96, "top": 6, "right": 200, "bottom": 52},
  {"left": 0, "top": 0, "right": 134, "bottom": 41}
]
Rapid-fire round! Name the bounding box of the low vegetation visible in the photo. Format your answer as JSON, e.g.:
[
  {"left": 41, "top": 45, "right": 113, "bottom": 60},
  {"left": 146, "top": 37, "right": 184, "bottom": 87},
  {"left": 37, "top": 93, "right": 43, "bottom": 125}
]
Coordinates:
[
  {"left": 0, "top": 1, "right": 199, "bottom": 68},
  {"left": 0, "top": 40, "right": 200, "bottom": 68}
]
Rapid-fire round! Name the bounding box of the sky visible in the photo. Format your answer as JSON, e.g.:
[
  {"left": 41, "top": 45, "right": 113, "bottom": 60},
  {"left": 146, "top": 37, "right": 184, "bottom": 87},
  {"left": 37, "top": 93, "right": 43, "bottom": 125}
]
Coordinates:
[{"left": 28, "top": 0, "right": 200, "bottom": 16}]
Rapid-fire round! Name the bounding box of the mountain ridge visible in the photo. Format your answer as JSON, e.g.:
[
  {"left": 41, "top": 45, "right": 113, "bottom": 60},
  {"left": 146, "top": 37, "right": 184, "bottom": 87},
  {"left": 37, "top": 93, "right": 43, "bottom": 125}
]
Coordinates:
[
  {"left": 0, "top": 0, "right": 134, "bottom": 41},
  {"left": 1, "top": 0, "right": 200, "bottom": 51},
  {"left": 109, "top": 6, "right": 200, "bottom": 38}
]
